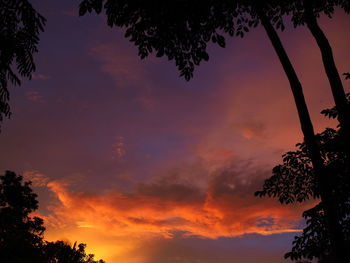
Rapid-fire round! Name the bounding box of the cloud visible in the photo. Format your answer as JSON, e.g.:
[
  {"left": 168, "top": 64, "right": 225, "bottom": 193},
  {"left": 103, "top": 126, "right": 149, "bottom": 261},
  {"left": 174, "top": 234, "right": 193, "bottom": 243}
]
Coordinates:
[
  {"left": 134, "top": 95, "right": 156, "bottom": 112},
  {"left": 88, "top": 43, "right": 147, "bottom": 87},
  {"left": 26, "top": 90, "right": 45, "bottom": 103},
  {"left": 41, "top": 162, "right": 308, "bottom": 243},
  {"left": 233, "top": 121, "right": 266, "bottom": 140},
  {"left": 32, "top": 73, "right": 51, "bottom": 80},
  {"left": 88, "top": 42, "right": 158, "bottom": 111},
  {"left": 112, "top": 136, "right": 127, "bottom": 160},
  {"left": 196, "top": 148, "right": 235, "bottom": 170},
  {"left": 23, "top": 171, "right": 49, "bottom": 187}
]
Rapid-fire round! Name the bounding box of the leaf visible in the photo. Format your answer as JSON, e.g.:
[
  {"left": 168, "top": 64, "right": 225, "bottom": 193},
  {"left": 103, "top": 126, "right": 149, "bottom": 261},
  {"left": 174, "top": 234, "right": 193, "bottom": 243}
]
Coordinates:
[
  {"left": 92, "top": 0, "right": 103, "bottom": 14},
  {"left": 79, "top": 1, "right": 89, "bottom": 16},
  {"left": 216, "top": 35, "right": 225, "bottom": 48},
  {"left": 202, "top": 51, "right": 209, "bottom": 61}
]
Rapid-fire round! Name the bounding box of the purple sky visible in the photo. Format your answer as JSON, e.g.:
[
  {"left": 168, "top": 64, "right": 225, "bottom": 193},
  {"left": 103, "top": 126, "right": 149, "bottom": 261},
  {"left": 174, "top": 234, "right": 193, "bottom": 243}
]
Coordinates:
[{"left": 0, "top": 1, "right": 349, "bottom": 262}]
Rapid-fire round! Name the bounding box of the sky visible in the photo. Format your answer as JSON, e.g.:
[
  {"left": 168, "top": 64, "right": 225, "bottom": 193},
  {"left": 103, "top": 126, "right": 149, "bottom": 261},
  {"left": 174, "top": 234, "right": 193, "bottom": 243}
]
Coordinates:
[{"left": 1, "top": 1, "right": 350, "bottom": 262}]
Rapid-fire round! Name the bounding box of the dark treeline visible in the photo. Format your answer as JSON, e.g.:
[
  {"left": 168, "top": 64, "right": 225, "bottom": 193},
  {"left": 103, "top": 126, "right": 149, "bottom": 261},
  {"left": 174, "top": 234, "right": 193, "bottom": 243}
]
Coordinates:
[{"left": 0, "top": 171, "right": 105, "bottom": 263}]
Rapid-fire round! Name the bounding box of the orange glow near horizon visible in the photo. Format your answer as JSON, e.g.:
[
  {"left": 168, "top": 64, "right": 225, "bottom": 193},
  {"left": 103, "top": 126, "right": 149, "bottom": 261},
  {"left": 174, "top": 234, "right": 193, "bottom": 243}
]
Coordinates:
[{"left": 30, "top": 171, "right": 312, "bottom": 262}]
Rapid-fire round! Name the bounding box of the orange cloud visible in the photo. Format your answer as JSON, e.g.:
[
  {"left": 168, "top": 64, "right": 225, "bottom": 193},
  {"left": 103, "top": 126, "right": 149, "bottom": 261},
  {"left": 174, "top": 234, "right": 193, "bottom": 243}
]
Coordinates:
[
  {"left": 233, "top": 121, "right": 266, "bottom": 140},
  {"left": 24, "top": 171, "right": 49, "bottom": 187},
  {"left": 41, "top": 165, "right": 309, "bottom": 243}
]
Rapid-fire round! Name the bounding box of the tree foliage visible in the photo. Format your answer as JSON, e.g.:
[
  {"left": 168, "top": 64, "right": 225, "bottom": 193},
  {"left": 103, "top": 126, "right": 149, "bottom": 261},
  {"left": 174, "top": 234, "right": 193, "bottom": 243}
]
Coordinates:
[
  {"left": 272, "top": 0, "right": 350, "bottom": 27},
  {"left": 43, "top": 241, "right": 106, "bottom": 263},
  {"left": 255, "top": 127, "right": 348, "bottom": 203},
  {"left": 0, "top": 0, "right": 46, "bottom": 126},
  {"left": 255, "top": 92, "right": 350, "bottom": 262},
  {"left": 0, "top": 171, "right": 105, "bottom": 263},
  {"left": 321, "top": 93, "right": 350, "bottom": 120},
  {"left": 78, "top": 0, "right": 349, "bottom": 82},
  {"left": 256, "top": 127, "right": 350, "bottom": 262},
  {"left": 0, "top": 170, "right": 45, "bottom": 262},
  {"left": 79, "top": 0, "right": 261, "bottom": 80}
]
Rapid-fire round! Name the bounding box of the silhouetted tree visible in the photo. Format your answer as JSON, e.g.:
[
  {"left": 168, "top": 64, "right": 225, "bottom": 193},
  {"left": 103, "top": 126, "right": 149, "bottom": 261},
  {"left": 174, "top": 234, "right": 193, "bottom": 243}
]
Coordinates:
[
  {"left": 0, "top": 171, "right": 106, "bottom": 263},
  {"left": 43, "top": 241, "right": 106, "bottom": 263},
  {"left": 0, "top": 170, "right": 45, "bottom": 263},
  {"left": 0, "top": 0, "right": 46, "bottom": 128},
  {"left": 256, "top": 97, "right": 350, "bottom": 262},
  {"left": 276, "top": 0, "right": 350, "bottom": 156},
  {"left": 78, "top": 1, "right": 347, "bottom": 260},
  {"left": 255, "top": 1, "right": 350, "bottom": 260}
]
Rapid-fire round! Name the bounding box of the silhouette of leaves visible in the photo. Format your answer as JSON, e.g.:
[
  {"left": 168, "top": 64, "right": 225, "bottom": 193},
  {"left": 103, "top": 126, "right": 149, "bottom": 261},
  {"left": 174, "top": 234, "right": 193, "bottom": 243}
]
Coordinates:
[
  {"left": 43, "top": 241, "right": 106, "bottom": 263},
  {"left": 256, "top": 95, "right": 350, "bottom": 261},
  {"left": 272, "top": 0, "right": 350, "bottom": 27},
  {"left": 0, "top": 171, "right": 105, "bottom": 263},
  {"left": 321, "top": 94, "right": 350, "bottom": 120},
  {"left": 0, "top": 171, "right": 45, "bottom": 262},
  {"left": 79, "top": 0, "right": 259, "bottom": 80},
  {"left": 78, "top": 0, "right": 349, "bottom": 83},
  {"left": 0, "top": 0, "right": 46, "bottom": 128},
  {"left": 254, "top": 128, "right": 343, "bottom": 204}
]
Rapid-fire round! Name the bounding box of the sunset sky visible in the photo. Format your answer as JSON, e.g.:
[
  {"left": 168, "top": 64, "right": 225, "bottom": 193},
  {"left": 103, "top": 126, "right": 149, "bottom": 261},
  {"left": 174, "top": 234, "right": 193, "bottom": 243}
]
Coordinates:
[{"left": 1, "top": 1, "right": 350, "bottom": 262}]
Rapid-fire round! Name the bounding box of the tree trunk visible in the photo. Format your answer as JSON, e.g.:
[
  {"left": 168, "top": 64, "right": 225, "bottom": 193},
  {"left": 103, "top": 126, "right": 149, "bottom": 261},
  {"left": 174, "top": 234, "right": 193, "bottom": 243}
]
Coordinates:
[
  {"left": 258, "top": 12, "right": 349, "bottom": 263},
  {"left": 303, "top": 0, "right": 350, "bottom": 158}
]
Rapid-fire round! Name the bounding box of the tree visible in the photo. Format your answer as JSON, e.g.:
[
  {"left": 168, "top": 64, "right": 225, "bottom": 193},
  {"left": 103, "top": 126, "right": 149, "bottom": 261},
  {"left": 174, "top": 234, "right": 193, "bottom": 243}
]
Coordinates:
[
  {"left": 0, "top": 0, "right": 46, "bottom": 129},
  {"left": 255, "top": 97, "right": 350, "bottom": 262},
  {"left": 0, "top": 171, "right": 106, "bottom": 263},
  {"left": 276, "top": 0, "right": 350, "bottom": 157},
  {"left": 43, "top": 241, "right": 106, "bottom": 263},
  {"left": 0, "top": 170, "right": 45, "bottom": 263},
  {"left": 250, "top": 1, "right": 350, "bottom": 260},
  {"left": 78, "top": 1, "right": 347, "bottom": 260}
]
